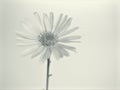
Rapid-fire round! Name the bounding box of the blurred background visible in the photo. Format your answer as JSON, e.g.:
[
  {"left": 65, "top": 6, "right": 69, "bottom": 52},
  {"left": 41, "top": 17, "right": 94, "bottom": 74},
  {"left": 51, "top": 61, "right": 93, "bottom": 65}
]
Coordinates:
[{"left": 0, "top": 0, "right": 120, "bottom": 90}]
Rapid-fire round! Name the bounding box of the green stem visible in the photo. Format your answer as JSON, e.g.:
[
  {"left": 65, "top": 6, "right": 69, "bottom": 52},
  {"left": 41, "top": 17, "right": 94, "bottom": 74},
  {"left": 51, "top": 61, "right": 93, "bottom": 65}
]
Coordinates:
[{"left": 46, "top": 58, "right": 51, "bottom": 90}]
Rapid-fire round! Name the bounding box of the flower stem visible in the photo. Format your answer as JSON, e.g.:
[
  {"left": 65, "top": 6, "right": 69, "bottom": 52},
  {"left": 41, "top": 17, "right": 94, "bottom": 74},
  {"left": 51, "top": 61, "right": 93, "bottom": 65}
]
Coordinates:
[{"left": 46, "top": 58, "right": 51, "bottom": 90}]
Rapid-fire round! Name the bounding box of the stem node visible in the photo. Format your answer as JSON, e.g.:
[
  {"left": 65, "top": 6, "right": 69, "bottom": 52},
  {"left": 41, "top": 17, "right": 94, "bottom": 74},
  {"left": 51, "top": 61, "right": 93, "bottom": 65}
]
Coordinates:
[{"left": 49, "top": 74, "right": 52, "bottom": 77}]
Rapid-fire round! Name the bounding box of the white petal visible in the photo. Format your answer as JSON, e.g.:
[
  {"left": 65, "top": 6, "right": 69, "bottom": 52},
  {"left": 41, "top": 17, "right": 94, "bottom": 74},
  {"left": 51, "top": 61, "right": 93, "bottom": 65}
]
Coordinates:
[
  {"left": 34, "top": 12, "right": 45, "bottom": 31},
  {"left": 58, "top": 27, "right": 79, "bottom": 37},
  {"left": 46, "top": 47, "right": 52, "bottom": 59},
  {"left": 58, "top": 35, "right": 81, "bottom": 42},
  {"left": 43, "top": 13, "right": 51, "bottom": 32},
  {"left": 52, "top": 46, "right": 63, "bottom": 60},
  {"left": 31, "top": 46, "right": 45, "bottom": 59},
  {"left": 56, "top": 15, "right": 68, "bottom": 31},
  {"left": 41, "top": 47, "right": 52, "bottom": 62},
  {"left": 38, "top": 47, "right": 47, "bottom": 62},
  {"left": 16, "top": 37, "right": 39, "bottom": 45},
  {"left": 55, "top": 17, "right": 72, "bottom": 34},
  {"left": 16, "top": 37, "right": 35, "bottom": 42},
  {"left": 49, "top": 12, "right": 54, "bottom": 31},
  {"left": 54, "top": 14, "right": 63, "bottom": 33},
  {"left": 22, "top": 45, "right": 40, "bottom": 56},
  {"left": 20, "top": 21, "right": 37, "bottom": 36},
  {"left": 16, "top": 31, "right": 36, "bottom": 40},
  {"left": 57, "top": 44, "right": 76, "bottom": 52},
  {"left": 17, "top": 42, "right": 40, "bottom": 46},
  {"left": 21, "top": 19, "right": 40, "bottom": 35},
  {"left": 57, "top": 45, "right": 69, "bottom": 57},
  {"left": 54, "top": 15, "right": 68, "bottom": 34},
  {"left": 59, "top": 40, "right": 81, "bottom": 43}
]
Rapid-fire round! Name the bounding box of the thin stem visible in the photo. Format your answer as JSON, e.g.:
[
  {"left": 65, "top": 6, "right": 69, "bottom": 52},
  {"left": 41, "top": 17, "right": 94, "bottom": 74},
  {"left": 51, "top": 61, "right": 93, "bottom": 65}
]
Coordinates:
[{"left": 46, "top": 58, "right": 51, "bottom": 90}]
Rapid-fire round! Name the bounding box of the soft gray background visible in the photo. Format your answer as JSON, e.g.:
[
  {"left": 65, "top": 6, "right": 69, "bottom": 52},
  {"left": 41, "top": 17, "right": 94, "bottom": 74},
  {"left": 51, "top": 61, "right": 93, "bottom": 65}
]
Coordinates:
[{"left": 0, "top": 0, "right": 120, "bottom": 90}]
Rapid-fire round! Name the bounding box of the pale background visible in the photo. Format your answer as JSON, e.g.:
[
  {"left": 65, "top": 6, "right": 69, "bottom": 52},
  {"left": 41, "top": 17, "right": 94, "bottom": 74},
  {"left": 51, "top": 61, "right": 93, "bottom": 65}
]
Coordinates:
[{"left": 0, "top": 0, "right": 120, "bottom": 90}]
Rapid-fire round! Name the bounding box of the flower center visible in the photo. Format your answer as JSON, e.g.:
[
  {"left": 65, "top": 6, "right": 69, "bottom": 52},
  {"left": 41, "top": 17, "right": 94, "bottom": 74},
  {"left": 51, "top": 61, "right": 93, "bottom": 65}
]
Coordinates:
[{"left": 38, "top": 32, "right": 58, "bottom": 46}]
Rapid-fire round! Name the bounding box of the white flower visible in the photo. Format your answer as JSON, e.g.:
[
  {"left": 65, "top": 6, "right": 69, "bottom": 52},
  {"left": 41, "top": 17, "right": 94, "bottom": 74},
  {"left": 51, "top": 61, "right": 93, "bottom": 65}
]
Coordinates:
[{"left": 16, "top": 12, "right": 81, "bottom": 62}]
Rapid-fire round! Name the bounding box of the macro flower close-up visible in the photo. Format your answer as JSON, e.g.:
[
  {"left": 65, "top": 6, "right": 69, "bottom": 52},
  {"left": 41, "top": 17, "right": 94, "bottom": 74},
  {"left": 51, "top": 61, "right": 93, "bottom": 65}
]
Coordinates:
[{"left": 16, "top": 12, "right": 81, "bottom": 62}]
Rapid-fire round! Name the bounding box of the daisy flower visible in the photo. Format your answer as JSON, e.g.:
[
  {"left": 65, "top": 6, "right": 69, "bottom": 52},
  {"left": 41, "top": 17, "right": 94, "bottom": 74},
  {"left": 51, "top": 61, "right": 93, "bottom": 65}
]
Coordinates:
[{"left": 16, "top": 12, "right": 81, "bottom": 62}]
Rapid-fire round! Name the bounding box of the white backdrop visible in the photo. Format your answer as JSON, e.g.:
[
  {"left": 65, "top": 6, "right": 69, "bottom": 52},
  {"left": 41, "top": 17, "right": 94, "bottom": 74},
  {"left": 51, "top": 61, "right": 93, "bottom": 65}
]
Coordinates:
[{"left": 0, "top": 0, "right": 120, "bottom": 90}]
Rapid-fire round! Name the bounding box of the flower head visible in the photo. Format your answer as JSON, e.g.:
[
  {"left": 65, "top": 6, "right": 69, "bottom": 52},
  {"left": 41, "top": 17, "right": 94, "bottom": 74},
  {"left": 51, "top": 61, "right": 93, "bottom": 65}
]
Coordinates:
[
  {"left": 16, "top": 12, "right": 81, "bottom": 62},
  {"left": 38, "top": 32, "right": 58, "bottom": 46}
]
